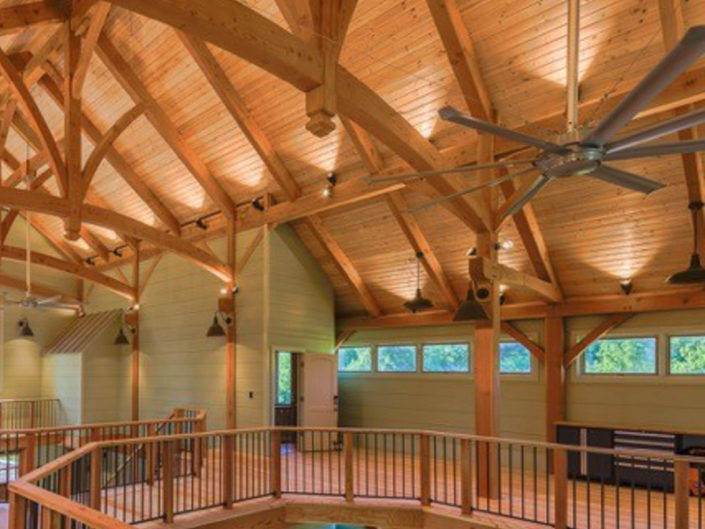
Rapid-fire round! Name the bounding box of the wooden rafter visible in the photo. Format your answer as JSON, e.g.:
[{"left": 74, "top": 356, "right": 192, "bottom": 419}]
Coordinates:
[
  {"left": 305, "top": 215, "right": 381, "bottom": 317},
  {"left": 0, "top": 2, "right": 65, "bottom": 35},
  {"left": 0, "top": 48, "right": 67, "bottom": 193},
  {"left": 564, "top": 313, "right": 635, "bottom": 367},
  {"left": 500, "top": 321, "right": 545, "bottom": 363},
  {"left": 96, "top": 35, "right": 236, "bottom": 219},
  {"left": 38, "top": 74, "right": 181, "bottom": 234},
  {"left": 176, "top": 32, "right": 301, "bottom": 201},
  {"left": 657, "top": 0, "right": 705, "bottom": 256},
  {"left": 72, "top": 2, "right": 111, "bottom": 96},
  {"left": 78, "top": 226, "right": 111, "bottom": 262},
  {"left": 0, "top": 186, "right": 231, "bottom": 281},
  {"left": 386, "top": 193, "right": 460, "bottom": 311},
  {"left": 335, "top": 329, "right": 356, "bottom": 351},
  {"left": 340, "top": 116, "right": 384, "bottom": 174},
  {"left": 275, "top": 0, "right": 315, "bottom": 42},
  {"left": 425, "top": 0, "right": 492, "bottom": 121},
  {"left": 0, "top": 245, "right": 134, "bottom": 299}
]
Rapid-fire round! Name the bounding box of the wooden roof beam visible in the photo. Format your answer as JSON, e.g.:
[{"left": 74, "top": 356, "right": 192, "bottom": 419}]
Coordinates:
[
  {"left": 176, "top": 32, "right": 301, "bottom": 201},
  {"left": 305, "top": 215, "right": 381, "bottom": 317},
  {"left": 470, "top": 256, "right": 562, "bottom": 303},
  {"left": 96, "top": 35, "right": 237, "bottom": 219},
  {"left": 0, "top": 245, "right": 134, "bottom": 299},
  {"left": 0, "top": 2, "right": 66, "bottom": 35},
  {"left": 23, "top": 213, "right": 84, "bottom": 265},
  {"left": 658, "top": 0, "right": 705, "bottom": 256},
  {"left": 564, "top": 313, "right": 635, "bottom": 367},
  {"left": 425, "top": 0, "right": 492, "bottom": 121},
  {"left": 64, "top": 21, "right": 82, "bottom": 240},
  {"left": 0, "top": 186, "right": 231, "bottom": 281},
  {"left": 37, "top": 74, "right": 180, "bottom": 234}
]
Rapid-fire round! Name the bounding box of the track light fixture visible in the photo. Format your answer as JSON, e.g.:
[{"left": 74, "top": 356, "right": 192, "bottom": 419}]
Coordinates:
[
  {"left": 620, "top": 279, "right": 633, "bottom": 295},
  {"left": 18, "top": 317, "right": 34, "bottom": 337},
  {"left": 251, "top": 197, "right": 265, "bottom": 211},
  {"left": 467, "top": 247, "right": 477, "bottom": 256},
  {"left": 85, "top": 257, "right": 96, "bottom": 266},
  {"left": 112, "top": 247, "right": 122, "bottom": 257},
  {"left": 323, "top": 172, "right": 337, "bottom": 198},
  {"left": 206, "top": 310, "right": 233, "bottom": 337},
  {"left": 195, "top": 217, "right": 208, "bottom": 230},
  {"left": 495, "top": 240, "right": 514, "bottom": 251}
]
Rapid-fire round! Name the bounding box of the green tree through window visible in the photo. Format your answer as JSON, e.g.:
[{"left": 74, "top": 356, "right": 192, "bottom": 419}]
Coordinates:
[
  {"left": 338, "top": 347, "right": 372, "bottom": 372},
  {"left": 499, "top": 342, "right": 532, "bottom": 374},
  {"left": 423, "top": 344, "right": 469, "bottom": 372},
  {"left": 670, "top": 336, "right": 705, "bottom": 374},
  {"left": 583, "top": 337, "right": 657, "bottom": 374},
  {"left": 276, "top": 352, "right": 293, "bottom": 405},
  {"left": 378, "top": 345, "right": 416, "bottom": 372}
]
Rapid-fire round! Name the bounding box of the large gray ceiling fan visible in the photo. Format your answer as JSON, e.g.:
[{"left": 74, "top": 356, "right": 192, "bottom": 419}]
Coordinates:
[{"left": 373, "top": 24, "right": 705, "bottom": 216}]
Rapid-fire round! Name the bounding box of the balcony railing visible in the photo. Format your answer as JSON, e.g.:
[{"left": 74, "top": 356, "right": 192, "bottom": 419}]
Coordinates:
[
  {"left": 7, "top": 427, "right": 705, "bottom": 529},
  {"left": 0, "top": 399, "right": 63, "bottom": 429}
]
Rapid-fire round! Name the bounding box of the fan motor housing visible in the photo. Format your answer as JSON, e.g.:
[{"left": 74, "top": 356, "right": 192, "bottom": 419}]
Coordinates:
[{"left": 535, "top": 144, "right": 604, "bottom": 178}]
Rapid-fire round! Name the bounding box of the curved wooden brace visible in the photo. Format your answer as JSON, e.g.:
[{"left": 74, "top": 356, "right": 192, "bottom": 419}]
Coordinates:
[
  {"left": 0, "top": 186, "right": 232, "bottom": 282},
  {"left": 0, "top": 245, "right": 135, "bottom": 300},
  {"left": 82, "top": 103, "right": 144, "bottom": 196},
  {"left": 0, "top": 48, "right": 66, "bottom": 193}
]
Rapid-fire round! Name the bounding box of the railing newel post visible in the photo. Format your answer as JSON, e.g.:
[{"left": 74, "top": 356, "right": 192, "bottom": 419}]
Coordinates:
[
  {"left": 460, "top": 438, "right": 473, "bottom": 515},
  {"left": 553, "top": 447, "right": 568, "bottom": 529},
  {"left": 272, "top": 430, "right": 281, "bottom": 498},
  {"left": 344, "top": 431, "right": 354, "bottom": 502},
  {"left": 90, "top": 446, "right": 102, "bottom": 510},
  {"left": 8, "top": 492, "right": 26, "bottom": 529},
  {"left": 162, "top": 440, "right": 174, "bottom": 523},
  {"left": 675, "top": 458, "right": 690, "bottom": 529},
  {"left": 420, "top": 433, "right": 430, "bottom": 506},
  {"left": 20, "top": 432, "right": 36, "bottom": 476},
  {"left": 223, "top": 434, "right": 234, "bottom": 508}
]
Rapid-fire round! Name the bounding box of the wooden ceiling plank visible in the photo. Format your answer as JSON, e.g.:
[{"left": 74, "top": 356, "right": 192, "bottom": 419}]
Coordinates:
[
  {"left": 0, "top": 245, "right": 134, "bottom": 299},
  {"left": 0, "top": 186, "right": 231, "bottom": 281},
  {"left": 176, "top": 32, "right": 301, "bottom": 201},
  {"left": 81, "top": 103, "right": 143, "bottom": 196},
  {"left": 386, "top": 193, "right": 460, "bottom": 311},
  {"left": 340, "top": 117, "right": 384, "bottom": 174},
  {"left": 64, "top": 22, "right": 83, "bottom": 239},
  {"left": 305, "top": 215, "right": 381, "bottom": 316},
  {"left": 96, "top": 35, "right": 236, "bottom": 219},
  {"left": 657, "top": 0, "right": 705, "bottom": 256},
  {"left": 564, "top": 313, "right": 635, "bottom": 367},
  {"left": 0, "top": 48, "right": 67, "bottom": 194},
  {"left": 425, "top": 0, "right": 492, "bottom": 121},
  {"left": 0, "top": 2, "right": 65, "bottom": 34},
  {"left": 500, "top": 321, "right": 545, "bottom": 363},
  {"left": 38, "top": 74, "right": 181, "bottom": 234},
  {"left": 79, "top": 226, "right": 110, "bottom": 262}
]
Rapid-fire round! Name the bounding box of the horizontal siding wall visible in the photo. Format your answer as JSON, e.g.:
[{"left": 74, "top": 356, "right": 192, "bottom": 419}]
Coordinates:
[
  {"left": 340, "top": 309, "right": 705, "bottom": 440},
  {"left": 41, "top": 353, "right": 82, "bottom": 425}
]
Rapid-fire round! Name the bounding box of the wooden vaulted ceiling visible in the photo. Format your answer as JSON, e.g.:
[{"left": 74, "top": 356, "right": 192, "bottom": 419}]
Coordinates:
[{"left": 0, "top": 0, "right": 703, "bottom": 319}]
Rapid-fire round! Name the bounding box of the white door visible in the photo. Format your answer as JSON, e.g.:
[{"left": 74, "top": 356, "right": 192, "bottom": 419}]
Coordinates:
[{"left": 298, "top": 352, "right": 338, "bottom": 450}]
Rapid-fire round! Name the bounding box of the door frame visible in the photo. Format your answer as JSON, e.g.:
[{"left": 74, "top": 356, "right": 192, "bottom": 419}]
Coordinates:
[{"left": 269, "top": 346, "right": 303, "bottom": 427}]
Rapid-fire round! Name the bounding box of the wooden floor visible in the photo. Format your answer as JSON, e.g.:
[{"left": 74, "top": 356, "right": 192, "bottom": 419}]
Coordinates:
[{"left": 93, "top": 446, "right": 704, "bottom": 529}]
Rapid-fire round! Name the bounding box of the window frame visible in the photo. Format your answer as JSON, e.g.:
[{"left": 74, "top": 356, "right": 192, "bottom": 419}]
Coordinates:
[
  {"left": 376, "top": 343, "right": 419, "bottom": 374},
  {"left": 337, "top": 345, "right": 374, "bottom": 373},
  {"left": 498, "top": 340, "right": 535, "bottom": 376},
  {"left": 578, "top": 335, "right": 660, "bottom": 377},
  {"left": 421, "top": 342, "right": 471, "bottom": 374},
  {"left": 667, "top": 334, "right": 705, "bottom": 377}
]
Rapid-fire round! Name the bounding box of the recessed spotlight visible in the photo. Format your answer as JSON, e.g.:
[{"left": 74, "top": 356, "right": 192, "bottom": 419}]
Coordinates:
[
  {"left": 496, "top": 240, "right": 514, "bottom": 250},
  {"left": 251, "top": 197, "right": 265, "bottom": 211}
]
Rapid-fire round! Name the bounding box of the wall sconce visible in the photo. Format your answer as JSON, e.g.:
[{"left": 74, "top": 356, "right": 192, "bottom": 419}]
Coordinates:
[
  {"left": 206, "top": 310, "right": 232, "bottom": 337},
  {"left": 18, "top": 317, "right": 34, "bottom": 337}
]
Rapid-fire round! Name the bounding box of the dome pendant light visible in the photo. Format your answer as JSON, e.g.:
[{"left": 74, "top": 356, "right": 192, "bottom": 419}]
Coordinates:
[
  {"left": 403, "top": 252, "right": 434, "bottom": 313},
  {"left": 667, "top": 201, "right": 705, "bottom": 285}
]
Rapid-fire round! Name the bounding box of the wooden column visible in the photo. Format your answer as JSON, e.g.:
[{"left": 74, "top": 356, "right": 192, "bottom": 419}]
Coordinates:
[
  {"left": 131, "top": 242, "right": 141, "bottom": 421},
  {"left": 226, "top": 219, "right": 237, "bottom": 429},
  {"left": 545, "top": 315, "right": 565, "bottom": 442},
  {"left": 474, "top": 232, "right": 500, "bottom": 499}
]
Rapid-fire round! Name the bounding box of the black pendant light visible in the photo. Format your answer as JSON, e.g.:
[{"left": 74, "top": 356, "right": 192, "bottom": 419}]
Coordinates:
[
  {"left": 453, "top": 287, "right": 489, "bottom": 321},
  {"left": 206, "top": 310, "right": 232, "bottom": 337},
  {"left": 403, "top": 252, "right": 434, "bottom": 313},
  {"left": 18, "top": 317, "right": 34, "bottom": 337},
  {"left": 667, "top": 201, "right": 705, "bottom": 285}
]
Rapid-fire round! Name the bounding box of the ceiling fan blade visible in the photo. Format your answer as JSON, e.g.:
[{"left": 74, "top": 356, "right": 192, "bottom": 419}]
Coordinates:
[
  {"left": 36, "top": 295, "right": 62, "bottom": 306},
  {"left": 409, "top": 167, "right": 537, "bottom": 214},
  {"left": 606, "top": 107, "right": 705, "bottom": 153},
  {"left": 498, "top": 174, "right": 551, "bottom": 221},
  {"left": 604, "top": 138, "right": 705, "bottom": 160},
  {"left": 590, "top": 165, "right": 665, "bottom": 194},
  {"left": 583, "top": 26, "right": 705, "bottom": 146},
  {"left": 365, "top": 159, "right": 537, "bottom": 184},
  {"left": 439, "top": 106, "right": 564, "bottom": 153}
]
